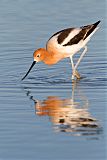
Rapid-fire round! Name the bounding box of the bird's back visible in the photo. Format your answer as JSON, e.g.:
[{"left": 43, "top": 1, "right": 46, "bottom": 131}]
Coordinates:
[{"left": 46, "top": 21, "right": 100, "bottom": 56}]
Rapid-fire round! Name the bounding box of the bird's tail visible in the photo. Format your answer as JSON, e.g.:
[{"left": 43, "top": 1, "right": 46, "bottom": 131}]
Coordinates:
[{"left": 83, "top": 20, "right": 101, "bottom": 40}]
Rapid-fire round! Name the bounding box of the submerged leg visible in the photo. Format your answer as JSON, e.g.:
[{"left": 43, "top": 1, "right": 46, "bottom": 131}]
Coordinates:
[
  {"left": 70, "top": 46, "right": 87, "bottom": 80},
  {"left": 70, "top": 56, "right": 80, "bottom": 80}
]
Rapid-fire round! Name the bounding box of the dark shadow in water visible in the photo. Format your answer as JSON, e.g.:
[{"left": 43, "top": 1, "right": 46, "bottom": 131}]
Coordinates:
[{"left": 22, "top": 82, "right": 102, "bottom": 138}]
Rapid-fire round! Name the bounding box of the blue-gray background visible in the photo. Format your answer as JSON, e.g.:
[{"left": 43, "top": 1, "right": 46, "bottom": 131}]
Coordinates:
[{"left": 0, "top": 0, "right": 106, "bottom": 160}]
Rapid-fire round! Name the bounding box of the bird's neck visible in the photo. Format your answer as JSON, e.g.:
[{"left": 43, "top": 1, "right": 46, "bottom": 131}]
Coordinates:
[{"left": 42, "top": 48, "right": 63, "bottom": 65}]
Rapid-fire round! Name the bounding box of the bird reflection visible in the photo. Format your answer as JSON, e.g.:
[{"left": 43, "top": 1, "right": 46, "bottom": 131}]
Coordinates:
[{"left": 26, "top": 83, "right": 102, "bottom": 137}]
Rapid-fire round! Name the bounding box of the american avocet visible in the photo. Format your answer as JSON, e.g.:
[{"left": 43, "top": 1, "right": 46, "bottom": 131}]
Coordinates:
[{"left": 22, "top": 20, "right": 101, "bottom": 81}]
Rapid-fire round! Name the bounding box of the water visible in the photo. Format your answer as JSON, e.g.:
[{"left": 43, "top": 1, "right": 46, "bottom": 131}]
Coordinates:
[{"left": 0, "top": 0, "right": 106, "bottom": 159}]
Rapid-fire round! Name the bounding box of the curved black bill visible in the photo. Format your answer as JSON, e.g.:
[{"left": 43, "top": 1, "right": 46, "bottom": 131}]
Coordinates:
[{"left": 22, "top": 61, "right": 36, "bottom": 80}]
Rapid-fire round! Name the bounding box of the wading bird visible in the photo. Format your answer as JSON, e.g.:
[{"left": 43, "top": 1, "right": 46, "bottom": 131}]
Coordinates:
[{"left": 22, "top": 21, "right": 100, "bottom": 81}]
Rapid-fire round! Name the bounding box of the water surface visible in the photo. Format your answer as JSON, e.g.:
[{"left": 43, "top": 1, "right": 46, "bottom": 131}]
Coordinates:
[{"left": 0, "top": 0, "right": 106, "bottom": 160}]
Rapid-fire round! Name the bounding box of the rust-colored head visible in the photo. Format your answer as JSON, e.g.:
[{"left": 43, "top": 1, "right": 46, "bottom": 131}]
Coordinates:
[{"left": 33, "top": 48, "right": 46, "bottom": 62}]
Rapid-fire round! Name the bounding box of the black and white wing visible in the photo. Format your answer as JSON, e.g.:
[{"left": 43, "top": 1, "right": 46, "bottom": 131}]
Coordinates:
[
  {"left": 46, "top": 21, "right": 100, "bottom": 55},
  {"left": 48, "top": 21, "right": 100, "bottom": 47}
]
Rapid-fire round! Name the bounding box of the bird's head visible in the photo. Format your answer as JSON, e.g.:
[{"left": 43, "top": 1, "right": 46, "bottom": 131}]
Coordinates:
[{"left": 33, "top": 48, "right": 46, "bottom": 62}]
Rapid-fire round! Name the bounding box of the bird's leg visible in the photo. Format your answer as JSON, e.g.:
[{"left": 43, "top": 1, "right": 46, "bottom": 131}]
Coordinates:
[
  {"left": 70, "top": 56, "right": 75, "bottom": 80},
  {"left": 70, "top": 56, "right": 80, "bottom": 80},
  {"left": 74, "top": 46, "right": 87, "bottom": 71}
]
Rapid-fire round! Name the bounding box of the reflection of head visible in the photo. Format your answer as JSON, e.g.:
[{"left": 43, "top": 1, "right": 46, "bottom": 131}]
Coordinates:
[{"left": 34, "top": 96, "right": 101, "bottom": 136}]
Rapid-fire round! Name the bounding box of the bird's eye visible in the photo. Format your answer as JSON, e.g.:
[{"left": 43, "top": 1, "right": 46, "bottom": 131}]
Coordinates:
[{"left": 37, "top": 54, "right": 40, "bottom": 58}]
